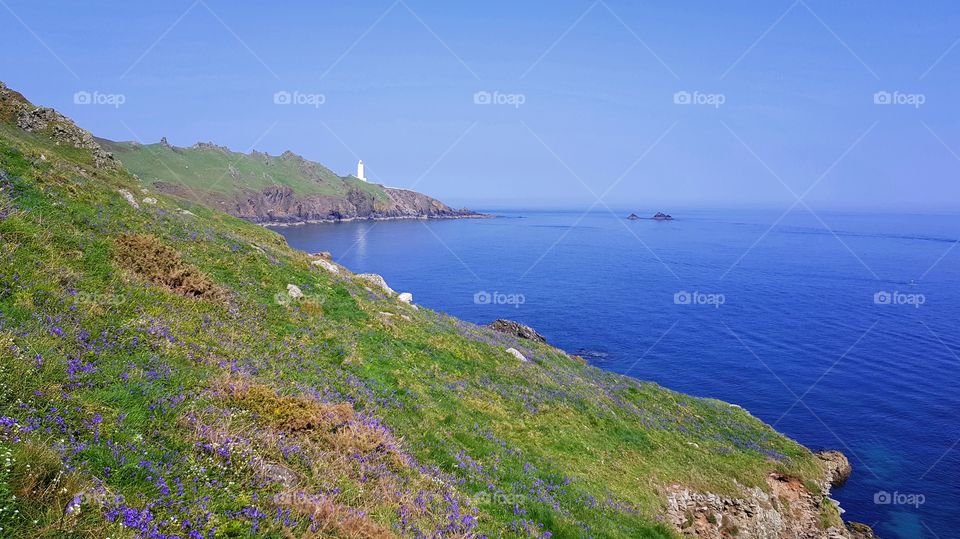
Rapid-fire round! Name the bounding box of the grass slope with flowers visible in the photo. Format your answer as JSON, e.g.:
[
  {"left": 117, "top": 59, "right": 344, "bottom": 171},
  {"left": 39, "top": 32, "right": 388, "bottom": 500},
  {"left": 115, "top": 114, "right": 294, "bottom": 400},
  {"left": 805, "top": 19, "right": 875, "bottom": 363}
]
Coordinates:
[{"left": 0, "top": 82, "right": 830, "bottom": 539}]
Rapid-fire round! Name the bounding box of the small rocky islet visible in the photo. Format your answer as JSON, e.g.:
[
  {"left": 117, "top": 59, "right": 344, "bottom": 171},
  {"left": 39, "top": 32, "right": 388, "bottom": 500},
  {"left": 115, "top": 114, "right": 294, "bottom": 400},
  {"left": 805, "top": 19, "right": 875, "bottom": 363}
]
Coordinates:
[{"left": 626, "top": 211, "right": 674, "bottom": 221}]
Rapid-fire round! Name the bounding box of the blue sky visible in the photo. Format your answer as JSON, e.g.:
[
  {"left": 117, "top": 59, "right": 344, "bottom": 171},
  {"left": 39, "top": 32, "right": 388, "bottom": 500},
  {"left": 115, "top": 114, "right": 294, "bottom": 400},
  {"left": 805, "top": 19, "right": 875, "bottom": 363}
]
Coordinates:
[{"left": 2, "top": 0, "right": 959, "bottom": 210}]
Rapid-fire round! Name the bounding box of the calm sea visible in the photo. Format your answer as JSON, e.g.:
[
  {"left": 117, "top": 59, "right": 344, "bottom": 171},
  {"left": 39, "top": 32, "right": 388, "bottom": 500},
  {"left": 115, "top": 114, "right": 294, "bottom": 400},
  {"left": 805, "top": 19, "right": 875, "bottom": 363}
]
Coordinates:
[{"left": 270, "top": 209, "right": 960, "bottom": 539}]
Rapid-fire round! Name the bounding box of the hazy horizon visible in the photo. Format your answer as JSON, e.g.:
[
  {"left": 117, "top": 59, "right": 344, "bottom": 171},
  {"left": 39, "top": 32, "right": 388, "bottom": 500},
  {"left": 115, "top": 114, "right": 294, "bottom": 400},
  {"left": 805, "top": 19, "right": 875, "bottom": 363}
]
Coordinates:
[{"left": 3, "top": 1, "right": 960, "bottom": 212}]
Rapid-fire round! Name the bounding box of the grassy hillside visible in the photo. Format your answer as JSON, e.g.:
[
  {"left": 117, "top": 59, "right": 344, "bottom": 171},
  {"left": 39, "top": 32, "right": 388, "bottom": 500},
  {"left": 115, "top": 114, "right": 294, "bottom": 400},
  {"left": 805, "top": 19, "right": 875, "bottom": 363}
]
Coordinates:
[
  {"left": 0, "top": 85, "right": 830, "bottom": 538},
  {"left": 100, "top": 139, "right": 389, "bottom": 202}
]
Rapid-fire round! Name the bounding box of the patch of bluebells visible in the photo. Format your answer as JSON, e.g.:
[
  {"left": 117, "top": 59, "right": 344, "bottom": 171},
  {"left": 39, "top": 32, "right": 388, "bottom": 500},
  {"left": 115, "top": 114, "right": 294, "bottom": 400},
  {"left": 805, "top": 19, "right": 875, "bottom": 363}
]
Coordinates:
[{"left": 148, "top": 391, "right": 187, "bottom": 416}]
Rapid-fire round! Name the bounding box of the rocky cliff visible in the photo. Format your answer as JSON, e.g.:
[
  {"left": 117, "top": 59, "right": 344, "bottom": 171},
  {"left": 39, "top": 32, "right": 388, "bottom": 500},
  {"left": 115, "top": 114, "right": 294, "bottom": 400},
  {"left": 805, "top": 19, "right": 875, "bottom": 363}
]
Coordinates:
[{"left": 665, "top": 451, "right": 878, "bottom": 539}]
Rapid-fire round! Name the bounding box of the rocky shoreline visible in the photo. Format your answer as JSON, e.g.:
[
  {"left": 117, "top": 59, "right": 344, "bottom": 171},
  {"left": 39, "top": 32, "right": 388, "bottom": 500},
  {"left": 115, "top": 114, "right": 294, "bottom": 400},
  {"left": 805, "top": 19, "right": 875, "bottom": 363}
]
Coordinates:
[{"left": 261, "top": 212, "right": 491, "bottom": 228}]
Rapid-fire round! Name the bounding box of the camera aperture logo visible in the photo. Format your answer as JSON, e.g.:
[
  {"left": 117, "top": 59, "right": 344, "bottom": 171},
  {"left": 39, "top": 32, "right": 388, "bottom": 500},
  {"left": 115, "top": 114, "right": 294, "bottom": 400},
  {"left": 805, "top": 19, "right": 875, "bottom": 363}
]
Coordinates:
[
  {"left": 273, "top": 90, "right": 326, "bottom": 108},
  {"left": 873, "top": 290, "right": 925, "bottom": 308},
  {"left": 873, "top": 91, "right": 925, "bottom": 108},
  {"left": 73, "top": 91, "right": 126, "bottom": 108},
  {"left": 474, "top": 290, "right": 525, "bottom": 308},
  {"left": 473, "top": 90, "right": 526, "bottom": 108},
  {"left": 873, "top": 490, "right": 925, "bottom": 508},
  {"left": 673, "top": 90, "right": 725, "bottom": 108},
  {"left": 674, "top": 290, "right": 725, "bottom": 308}
]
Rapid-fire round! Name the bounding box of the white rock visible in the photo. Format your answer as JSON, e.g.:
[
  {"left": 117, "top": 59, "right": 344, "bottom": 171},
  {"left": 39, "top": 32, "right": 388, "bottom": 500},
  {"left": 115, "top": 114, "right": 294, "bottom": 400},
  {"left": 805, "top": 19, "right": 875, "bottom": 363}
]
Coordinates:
[
  {"left": 312, "top": 258, "right": 340, "bottom": 274},
  {"left": 359, "top": 273, "right": 394, "bottom": 295},
  {"left": 506, "top": 348, "right": 527, "bottom": 362},
  {"left": 118, "top": 189, "right": 140, "bottom": 209},
  {"left": 398, "top": 292, "right": 413, "bottom": 304},
  {"left": 178, "top": 209, "right": 195, "bottom": 216},
  {"left": 142, "top": 197, "right": 158, "bottom": 205},
  {"left": 286, "top": 284, "right": 304, "bottom": 299}
]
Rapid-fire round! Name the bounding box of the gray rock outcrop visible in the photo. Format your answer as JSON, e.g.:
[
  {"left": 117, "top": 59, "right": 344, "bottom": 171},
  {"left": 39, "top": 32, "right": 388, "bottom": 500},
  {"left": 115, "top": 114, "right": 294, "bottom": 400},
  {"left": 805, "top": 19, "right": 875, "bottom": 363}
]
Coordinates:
[{"left": 488, "top": 319, "right": 547, "bottom": 344}]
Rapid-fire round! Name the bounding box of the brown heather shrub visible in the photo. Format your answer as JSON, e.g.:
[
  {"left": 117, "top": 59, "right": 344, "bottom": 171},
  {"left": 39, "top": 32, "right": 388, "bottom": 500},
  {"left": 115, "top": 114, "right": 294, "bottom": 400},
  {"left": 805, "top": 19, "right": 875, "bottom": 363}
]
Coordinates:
[
  {"left": 276, "top": 491, "right": 398, "bottom": 539},
  {"left": 114, "top": 233, "right": 224, "bottom": 300},
  {"left": 219, "top": 378, "right": 355, "bottom": 434},
  {"left": 330, "top": 421, "right": 395, "bottom": 457}
]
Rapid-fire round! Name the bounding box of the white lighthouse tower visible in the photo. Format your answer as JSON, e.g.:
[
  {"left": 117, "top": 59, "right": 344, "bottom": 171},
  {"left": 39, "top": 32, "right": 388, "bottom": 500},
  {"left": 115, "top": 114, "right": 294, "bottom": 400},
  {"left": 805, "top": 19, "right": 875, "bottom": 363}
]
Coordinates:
[{"left": 356, "top": 159, "right": 366, "bottom": 181}]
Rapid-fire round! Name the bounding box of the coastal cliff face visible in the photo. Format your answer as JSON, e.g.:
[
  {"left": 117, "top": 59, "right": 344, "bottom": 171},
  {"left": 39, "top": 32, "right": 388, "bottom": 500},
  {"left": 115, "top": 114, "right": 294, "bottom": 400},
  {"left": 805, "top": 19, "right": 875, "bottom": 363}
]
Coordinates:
[
  {"left": 98, "top": 138, "right": 478, "bottom": 224},
  {"left": 0, "top": 81, "right": 878, "bottom": 538},
  {"left": 665, "top": 450, "right": 876, "bottom": 538},
  {"left": 218, "top": 184, "right": 469, "bottom": 224},
  {"left": 666, "top": 451, "right": 877, "bottom": 539}
]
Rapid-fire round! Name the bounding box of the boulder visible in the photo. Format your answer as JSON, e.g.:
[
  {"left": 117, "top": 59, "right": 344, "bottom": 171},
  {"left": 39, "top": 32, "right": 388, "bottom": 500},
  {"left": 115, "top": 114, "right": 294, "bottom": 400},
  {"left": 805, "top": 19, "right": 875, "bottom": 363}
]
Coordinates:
[
  {"left": 118, "top": 189, "right": 140, "bottom": 209},
  {"left": 506, "top": 348, "right": 527, "bottom": 362},
  {"left": 312, "top": 258, "right": 340, "bottom": 275},
  {"left": 312, "top": 251, "right": 333, "bottom": 260},
  {"left": 488, "top": 319, "right": 547, "bottom": 344},
  {"left": 286, "top": 284, "right": 304, "bottom": 299},
  {"left": 359, "top": 273, "right": 394, "bottom": 295},
  {"left": 142, "top": 197, "right": 158, "bottom": 205},
  {"left": 652, "top": 212, "right": 674, "bottom": 221},
  {"left": 398, "top": 292, "right": 413, "bottom": 304},
  {"left": 626, "top": 213, "right": 640, "bottom": 220}
]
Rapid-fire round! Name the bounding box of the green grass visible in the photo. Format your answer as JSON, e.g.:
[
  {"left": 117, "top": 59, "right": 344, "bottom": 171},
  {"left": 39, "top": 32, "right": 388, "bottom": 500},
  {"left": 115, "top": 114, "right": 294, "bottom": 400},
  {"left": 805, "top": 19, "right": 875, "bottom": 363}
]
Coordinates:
[
  {"left": 0, "top": 88, "right": 838, "bottom": 538},
  {"left": 101, "top": 139, "right": 391, "bottom": 203}
]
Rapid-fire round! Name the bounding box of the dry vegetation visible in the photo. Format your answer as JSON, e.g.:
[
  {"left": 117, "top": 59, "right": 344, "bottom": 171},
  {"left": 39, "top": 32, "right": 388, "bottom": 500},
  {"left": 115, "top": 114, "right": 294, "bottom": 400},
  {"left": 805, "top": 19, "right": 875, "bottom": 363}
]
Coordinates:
[{"left": 114, "top": 233, "right": 224, "bottom": 300}]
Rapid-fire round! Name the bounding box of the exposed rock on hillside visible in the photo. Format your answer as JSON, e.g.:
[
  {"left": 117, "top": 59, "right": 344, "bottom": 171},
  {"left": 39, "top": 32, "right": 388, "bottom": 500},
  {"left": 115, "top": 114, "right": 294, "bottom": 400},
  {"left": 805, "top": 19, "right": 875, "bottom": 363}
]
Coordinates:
[
  {"left": 1, "top": 82, "right": 118, "bottom": 170},
  {"left": 358, "top": 273, "right": 394, "bottom": 295},
  {"left": 488, "top": 319, "right": 547, "bottom": 344}
]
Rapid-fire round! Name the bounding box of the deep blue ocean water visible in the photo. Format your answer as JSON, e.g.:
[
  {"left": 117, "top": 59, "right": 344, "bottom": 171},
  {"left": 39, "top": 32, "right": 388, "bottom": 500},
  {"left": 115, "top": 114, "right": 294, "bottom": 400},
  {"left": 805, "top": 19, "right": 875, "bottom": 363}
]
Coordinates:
[{"left": 271, "top": 209, "right": 960, "bottom": 539}]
